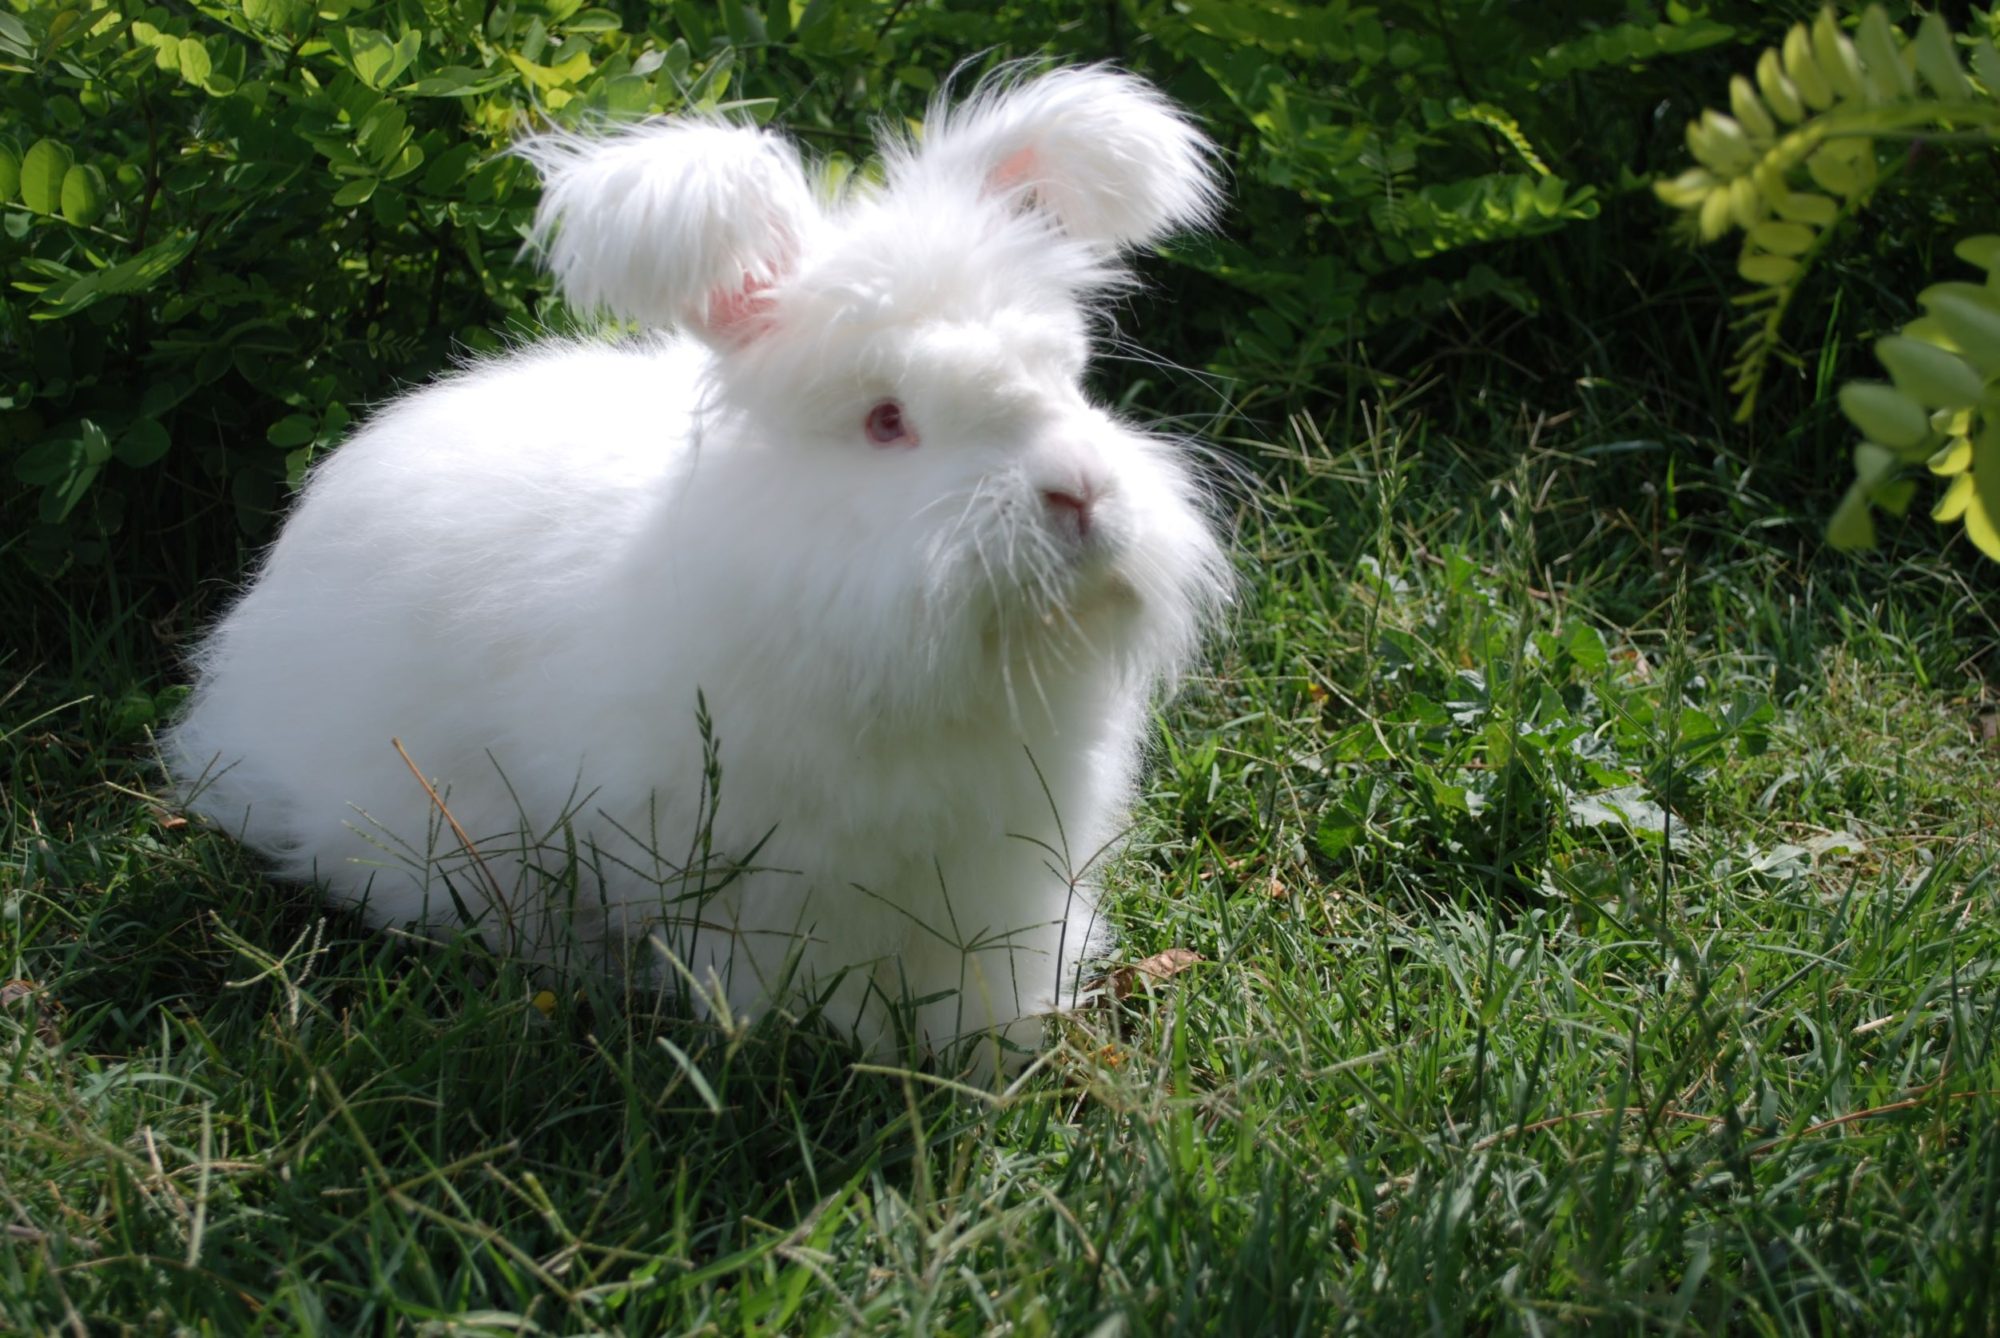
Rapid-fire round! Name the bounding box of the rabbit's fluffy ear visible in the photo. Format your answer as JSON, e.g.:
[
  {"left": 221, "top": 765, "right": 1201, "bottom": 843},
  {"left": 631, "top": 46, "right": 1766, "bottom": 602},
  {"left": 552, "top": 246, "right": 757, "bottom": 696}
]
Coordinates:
[
  {"left": 517, "top": 121, "right": 817, "bottom": 342},
  {"left": 897, "top": 66, "right": 1221, "bottom": 251}
]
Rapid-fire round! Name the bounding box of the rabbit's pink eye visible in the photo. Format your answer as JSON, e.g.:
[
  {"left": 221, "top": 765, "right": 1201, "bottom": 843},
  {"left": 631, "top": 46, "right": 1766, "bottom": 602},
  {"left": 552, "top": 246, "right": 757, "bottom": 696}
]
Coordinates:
[{"left": 865, "top": 399, "right": 916, "bottom": 449}]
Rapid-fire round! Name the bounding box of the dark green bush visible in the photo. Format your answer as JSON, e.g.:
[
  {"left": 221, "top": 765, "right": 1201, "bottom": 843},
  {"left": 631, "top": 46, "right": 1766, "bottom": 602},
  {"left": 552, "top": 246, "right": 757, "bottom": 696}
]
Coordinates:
[
  {"left": 0, "top": 1, "right": 1915, "bottom": 590},
  {"left": 1131, "top": 0, "right": 1742, "bottom": 416},
  {"left": 3, "top": 0, "right": 732, "bottom": 570}
]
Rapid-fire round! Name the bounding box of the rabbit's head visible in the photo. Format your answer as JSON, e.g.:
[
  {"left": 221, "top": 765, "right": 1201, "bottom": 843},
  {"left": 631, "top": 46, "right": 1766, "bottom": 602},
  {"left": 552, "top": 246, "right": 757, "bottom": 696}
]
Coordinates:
[{"left": 519, "top": 67, "right": 1230, "bottom": 721}]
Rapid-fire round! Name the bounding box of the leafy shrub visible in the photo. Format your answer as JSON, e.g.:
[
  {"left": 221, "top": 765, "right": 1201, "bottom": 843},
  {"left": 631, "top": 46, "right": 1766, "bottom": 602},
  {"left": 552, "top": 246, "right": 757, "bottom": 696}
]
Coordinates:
[
  {"left": 0, "top": 0, "right": 1873, "bottom": 587},
  {"left": 1133, "top": 0, "right": 1743, "bottom": 417},
  {"left": 4, "top": 0, "right": 640, "bottom": 566},
  {"left": 1657, "top": 5, "right": 2000, "bottom": 561}
]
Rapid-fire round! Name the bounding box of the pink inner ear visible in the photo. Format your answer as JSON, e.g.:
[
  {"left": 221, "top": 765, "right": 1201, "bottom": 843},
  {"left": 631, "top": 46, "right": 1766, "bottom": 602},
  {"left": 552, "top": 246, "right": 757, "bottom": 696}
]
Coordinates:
[
  {"left": 700, "top": 276, "right": 778, "bottom": 346},
  {"left": 991, "top": 146, "right": 1040, "bottom": 194}
]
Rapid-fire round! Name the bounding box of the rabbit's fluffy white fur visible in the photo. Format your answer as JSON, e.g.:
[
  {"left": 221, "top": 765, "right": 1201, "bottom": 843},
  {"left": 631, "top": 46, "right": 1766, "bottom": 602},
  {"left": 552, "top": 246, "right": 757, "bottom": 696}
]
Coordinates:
[{"left": 167, "top": 66, "right": 1230, "bottom": 1067}]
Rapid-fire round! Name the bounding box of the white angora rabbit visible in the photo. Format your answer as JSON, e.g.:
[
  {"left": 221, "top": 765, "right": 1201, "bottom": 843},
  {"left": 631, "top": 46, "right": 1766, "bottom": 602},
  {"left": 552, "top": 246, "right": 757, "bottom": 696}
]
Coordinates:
[{"left": 167, "top": 66, "right": 1231, "bottom": 1067}]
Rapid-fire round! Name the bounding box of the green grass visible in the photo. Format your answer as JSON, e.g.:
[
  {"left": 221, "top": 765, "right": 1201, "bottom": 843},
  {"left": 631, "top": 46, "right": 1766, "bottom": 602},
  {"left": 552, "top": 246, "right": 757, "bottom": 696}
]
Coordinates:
[{"left": 6, "top": 390, "right": 2000, "bottom": 1333}]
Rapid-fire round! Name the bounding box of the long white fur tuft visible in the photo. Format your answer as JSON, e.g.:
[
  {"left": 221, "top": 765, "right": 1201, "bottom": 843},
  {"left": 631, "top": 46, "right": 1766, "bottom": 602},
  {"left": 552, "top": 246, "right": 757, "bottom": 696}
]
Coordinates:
[
  {"left": 516, "top": 120, "right": 819, "bottom": 330},
  {"left": 893, "top": 64, "right": 1223, "bottom": 251}
]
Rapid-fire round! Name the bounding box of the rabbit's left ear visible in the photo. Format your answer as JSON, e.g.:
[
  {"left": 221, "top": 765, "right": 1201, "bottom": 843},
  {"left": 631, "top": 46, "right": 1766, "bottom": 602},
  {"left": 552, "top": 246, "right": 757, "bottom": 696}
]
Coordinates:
[
  {"left": 516, "top": 120, "right": 817, "bottom": 343},
  {"left": 895, "top": 66, "right": 1221, "bottom": 250}
]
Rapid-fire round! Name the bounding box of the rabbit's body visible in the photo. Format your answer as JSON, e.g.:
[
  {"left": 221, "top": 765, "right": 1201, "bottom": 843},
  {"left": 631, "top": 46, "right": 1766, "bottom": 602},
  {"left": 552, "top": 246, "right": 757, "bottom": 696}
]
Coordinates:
[{"left": 169, "top": 68, "right": 1229, "bottom": 1065}]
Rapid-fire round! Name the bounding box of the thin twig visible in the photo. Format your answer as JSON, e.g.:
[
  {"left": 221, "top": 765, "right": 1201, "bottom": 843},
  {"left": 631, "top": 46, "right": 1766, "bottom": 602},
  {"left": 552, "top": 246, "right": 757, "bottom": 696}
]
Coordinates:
[
  {"left": 391, "top": 737, "right": 506, "bottom": 904},
  {"left": 1469, "top": 1105, "right": 1722, "bottom": 1152},
  {"left": 1469, "top": 1087, "right": 1997, "bottom": 1157},
  {"left": 1749, "top": 1088, "right": 1998, "bottom": 1156},
  {"left": 873, "top": 0, "right": 914, "bottom": 42}
]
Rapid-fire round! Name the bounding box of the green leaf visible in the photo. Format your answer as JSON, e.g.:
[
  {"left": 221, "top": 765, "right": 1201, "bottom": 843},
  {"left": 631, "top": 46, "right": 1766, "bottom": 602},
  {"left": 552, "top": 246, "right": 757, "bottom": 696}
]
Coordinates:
[
  {"left": 1738, "top": 252, "right": 1799, "bottom": 286},
  {"left": 203, "top": 38, "right": 247, "bottom": 95},
  {"left": 177, "top": 36, "right": 212, "bottom": 87},
  {"left": 1423, "top": 771, "right": 1473, "bottom": 814},
  {"left": 604, "top": 74, "right": 651, "bottom": 114},
  {"left": 331, "top": 177, "right": 377, "bottom": 207},
  {"left": 102, "top": 231, "right": 198, "bottom": 295},
  {"left": 0, "top": 142, "right": 18, "bottom": 204},
  {"left": 0, "top": 11, "right": 29, "bottom": 58},
  {"left": 77, "top": 419, "right": 111, "bottom": 466},
  {"left": 358, "top": 103, "right": 409, "bottom": 164},
  {"left": 1315, "top": 806, "right": 1364, "bottom": 860},
  {"left": 1536, "top": 17, "right": 1733, "bottom": 81},
  {"left": 659, "top": 39, "right": 690, "bottom": 85},
  {"left": 40, "top": 460, "right": 100, "bottom": 524},
  {"left": 19, "top": 139, "right": 73, "bottom": 215},
  {"left": 1874, "top": 478, "right": 1918, "bottom": 516},
  {"left": 39, "top": 231, "right": 200, "bottom": 318},
  {"left": 19, "top": 422, "right": 108, "bottom": 522},
  {"left": 14, "top": 436, "right": 83, "bottom": 486},
  {"left": 1913, "top": 11, "right": 1973, "bottom": 100},
  {"left": 1852, "top": 440, "right": 1901, "bottom": 488},
  {"left": 1875, "top": 336, "right": 1983, "bottom": 408},
  {"left": 382, "top": 144, "right": 424, "bottom": 182},
  {"left": 1855, "top": 7, "right": 1913, "bottom": 99},
  {"left": 1748, "top": 220, "right": 1814, "bottom": 257},
  {"left": 266, "top": 414, "right": 317, "bottom": 447},
  {"left": 1920, "top": 283, "right": 2000, "bottom": 365},
  {"left": 144, "top": 26, "right": 181, "bottom": 72},
  {"left": 1772, "top": 192, "right": 1839, "bottom": 227},
  {"left": 108, "top": 690, "right": 157, "bottom": 738},
  {"left": 1827, "top": 481, "right": 1876, "bottom": 550},
  {"left": 1563, "top": 623, "right": 1608, "bottom": 674},
  {"left": 115, "top": 420, "right": 172, "bottom": 468},
  {"left": 1920, "top": 278, "right": 2000, "bottom": 332},
  {"left": 508, "top": 47, "right": 593, "bottom": 91},
  {"left": 1804, "top": 143, "right": 1865, "bottom": 196},
  {"left": 1931, "top": 436, "right": 1974, "bottom": 476},
  {"left": 1965, "top": 425, "right": 2000, "bottom": 559},
  {"left": 685, "top": 47, "right": 734, "bottom": 106},
  {"left": 1955, "top": 235, "right": 2000, "bottom": 273},
  {"left": 1838, "top": 383, "right": 1929, "bottom": 449},
  {"left": 347, "top": 27, "right": 421, "bottom": 90},
  {"left": 419, "top": 142, "right": 477, "bottom": 195},
  {"left": 412, "top": 66, "right": 511, "bottom": 97},
  {"left": 59, "top": 164, "right": 105, "bottom": 227},
  {"left": 1972, "top": 40, "right": 2000, "bottom": 101}
]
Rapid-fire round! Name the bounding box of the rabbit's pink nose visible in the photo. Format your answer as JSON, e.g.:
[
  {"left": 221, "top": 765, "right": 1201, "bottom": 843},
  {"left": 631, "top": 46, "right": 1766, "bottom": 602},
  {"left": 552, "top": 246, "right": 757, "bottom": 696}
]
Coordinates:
[{"left": 1041, "top": 486, "right": 1096, "bottom": 540}]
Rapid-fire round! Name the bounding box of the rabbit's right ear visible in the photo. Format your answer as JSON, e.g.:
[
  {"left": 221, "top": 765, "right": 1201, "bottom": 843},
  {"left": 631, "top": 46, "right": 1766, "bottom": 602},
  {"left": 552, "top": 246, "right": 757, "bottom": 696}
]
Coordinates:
[
  {"left": 893, "top": 66, "right": 1220, "bottom": 253},
  {"left": 517, "top": 121, "right": 817, "bottom": 344}
]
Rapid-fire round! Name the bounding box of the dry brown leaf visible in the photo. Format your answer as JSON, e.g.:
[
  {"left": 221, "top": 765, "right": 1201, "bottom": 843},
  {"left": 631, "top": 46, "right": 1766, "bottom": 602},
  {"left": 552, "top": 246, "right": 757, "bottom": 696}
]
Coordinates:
[
  {"left": 1105, "top": 948, "right": 1205, "bottom": 1001},
  {"left": 2, "top": 978, "right": 62, "bottom": 1047}
]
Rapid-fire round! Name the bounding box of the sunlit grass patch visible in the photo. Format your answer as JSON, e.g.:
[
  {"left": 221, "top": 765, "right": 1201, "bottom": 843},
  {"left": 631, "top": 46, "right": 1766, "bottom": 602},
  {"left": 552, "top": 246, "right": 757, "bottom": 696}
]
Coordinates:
[{"left": 5, "top": 398, "right": 1999, "bottom": 1332}]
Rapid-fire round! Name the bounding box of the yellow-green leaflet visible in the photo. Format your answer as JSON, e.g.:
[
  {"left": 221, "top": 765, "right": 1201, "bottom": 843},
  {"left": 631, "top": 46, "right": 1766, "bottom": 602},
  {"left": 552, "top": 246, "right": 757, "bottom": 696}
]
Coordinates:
[
  {"left": 1874, "top": 336, "right": 1984, "bottom": 408},
  {"left": 1838, "top": 383, "right": 1930, "bottom": 449}
]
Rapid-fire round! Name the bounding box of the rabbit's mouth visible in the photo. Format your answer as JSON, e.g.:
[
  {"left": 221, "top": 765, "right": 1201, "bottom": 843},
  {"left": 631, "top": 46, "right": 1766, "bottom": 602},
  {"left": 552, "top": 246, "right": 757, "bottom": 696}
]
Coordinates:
[
  {"left": 1003, "top": 561, "right": 1142, "bottom": 654},
  {"left": 972, "top": 554, "right": 1137, "bottom": 636},
  {"left": 1053, "top": 562, "right": 1140, "bottom": 623}
]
